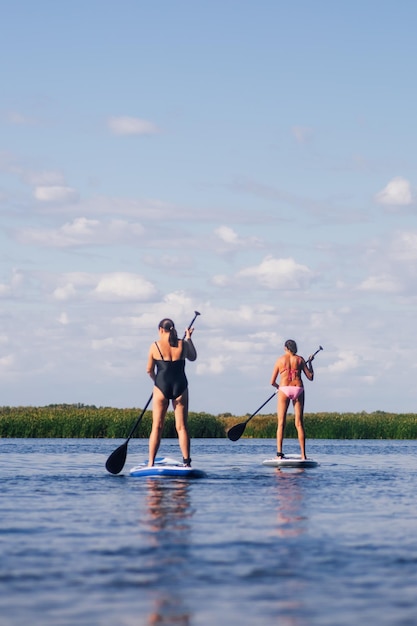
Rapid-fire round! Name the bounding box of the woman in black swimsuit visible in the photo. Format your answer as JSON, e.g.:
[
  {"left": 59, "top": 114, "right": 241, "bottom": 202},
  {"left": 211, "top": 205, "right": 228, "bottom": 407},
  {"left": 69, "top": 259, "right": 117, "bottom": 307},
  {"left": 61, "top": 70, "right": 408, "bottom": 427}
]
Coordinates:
[{"left": 146, "top": 318, "right": 197, "bottom": 467}]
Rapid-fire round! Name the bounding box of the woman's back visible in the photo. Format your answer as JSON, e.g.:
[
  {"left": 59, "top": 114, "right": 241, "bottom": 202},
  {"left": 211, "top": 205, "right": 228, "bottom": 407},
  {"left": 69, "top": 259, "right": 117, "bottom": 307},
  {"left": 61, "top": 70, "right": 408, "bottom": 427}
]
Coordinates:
[
  {"left": 278, "top": 353, "right": 303, "bottom": 386},
  {"left": 152, "top": 338, "right": 184, "bottom": 362}
]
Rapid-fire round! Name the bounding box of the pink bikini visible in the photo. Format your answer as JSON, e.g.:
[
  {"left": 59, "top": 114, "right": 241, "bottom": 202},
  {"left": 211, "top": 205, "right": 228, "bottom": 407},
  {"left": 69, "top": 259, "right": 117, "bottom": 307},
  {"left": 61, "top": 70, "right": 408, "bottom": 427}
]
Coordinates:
[
  {"left": 279, "top": 357, "right": 304, "bottom": 400},
  {"left": 279, "top": 386, "right": 304, "bottom": 400}
]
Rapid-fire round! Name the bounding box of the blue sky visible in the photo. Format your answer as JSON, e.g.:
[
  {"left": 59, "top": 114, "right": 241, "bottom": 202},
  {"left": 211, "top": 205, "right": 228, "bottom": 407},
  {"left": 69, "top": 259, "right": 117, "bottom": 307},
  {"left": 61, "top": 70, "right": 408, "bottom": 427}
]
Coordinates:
[{"left": 1, "top": 1, "right": 417, "bottom": 415}]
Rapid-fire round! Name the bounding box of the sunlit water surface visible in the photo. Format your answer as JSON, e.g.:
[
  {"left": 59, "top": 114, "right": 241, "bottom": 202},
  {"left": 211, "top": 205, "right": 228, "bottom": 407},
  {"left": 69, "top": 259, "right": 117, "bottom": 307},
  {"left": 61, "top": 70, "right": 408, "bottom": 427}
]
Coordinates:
[{"left": 1, "top": 438, "right": 417, "bottom": 625}]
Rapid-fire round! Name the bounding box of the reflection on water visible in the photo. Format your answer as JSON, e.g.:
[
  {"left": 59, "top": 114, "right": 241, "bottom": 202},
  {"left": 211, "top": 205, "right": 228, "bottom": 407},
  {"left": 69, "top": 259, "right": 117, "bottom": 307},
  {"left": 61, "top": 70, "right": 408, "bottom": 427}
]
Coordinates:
[
  {"left": 145, "top": 478, "right": 193, "bottom": 534},
  {"left": 269, "top": 470, "right": 311, "bottom": 624},
  {"left": 273, "top": 469, "right": 309, "bottom": 538},
  {"left": 2, "top": 439, "right": 417, "bottom": 625},
  {"left": 142, "top": 479, "right": 194, "bottom": 626}
]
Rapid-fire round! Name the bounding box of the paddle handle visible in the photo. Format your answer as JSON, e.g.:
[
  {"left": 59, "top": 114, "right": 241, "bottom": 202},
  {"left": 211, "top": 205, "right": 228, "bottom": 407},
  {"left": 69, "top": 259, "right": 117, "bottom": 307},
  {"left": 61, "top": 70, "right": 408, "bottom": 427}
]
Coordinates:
[
  {"left": 182, "top": 310, "right": 200, "bottom": 339},
  {"left": 306, "top": 345, "right": 323, "bottom": 365}
]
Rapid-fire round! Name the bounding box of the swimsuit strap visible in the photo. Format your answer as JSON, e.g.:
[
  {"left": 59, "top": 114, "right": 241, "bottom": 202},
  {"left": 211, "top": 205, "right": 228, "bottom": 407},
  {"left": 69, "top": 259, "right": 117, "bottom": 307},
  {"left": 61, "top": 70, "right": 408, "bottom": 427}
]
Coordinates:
[
  {"left": 155, "top": 341, "right": 164, "bottom": 360},
  {"left": 155, "top": 340, "right": 185, "bottom": 362}
]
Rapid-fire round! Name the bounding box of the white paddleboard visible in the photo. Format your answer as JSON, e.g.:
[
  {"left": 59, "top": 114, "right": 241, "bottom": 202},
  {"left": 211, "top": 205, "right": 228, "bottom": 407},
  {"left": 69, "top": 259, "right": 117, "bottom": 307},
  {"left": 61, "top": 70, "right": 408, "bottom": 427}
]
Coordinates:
[
  {"left": 263, "top": 456, "right": 318, "bottom": 469},
  {"left": 130, "top": 456, "right": 206, "bottom": 478}
]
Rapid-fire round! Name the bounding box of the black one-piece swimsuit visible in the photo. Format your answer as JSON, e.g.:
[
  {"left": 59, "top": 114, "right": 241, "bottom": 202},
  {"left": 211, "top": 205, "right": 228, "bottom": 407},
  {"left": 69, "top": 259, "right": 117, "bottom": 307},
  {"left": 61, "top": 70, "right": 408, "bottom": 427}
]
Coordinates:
[{"left": 154, "top": 342, "right": 188, "bottom": 400}]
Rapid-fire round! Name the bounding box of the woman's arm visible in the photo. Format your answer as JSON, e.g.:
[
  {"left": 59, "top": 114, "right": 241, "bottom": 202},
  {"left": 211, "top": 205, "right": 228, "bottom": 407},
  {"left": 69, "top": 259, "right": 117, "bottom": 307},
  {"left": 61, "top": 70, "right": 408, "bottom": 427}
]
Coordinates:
[
  {"left": 302, "top": 357, "right": 314, "bottom": 381},
  {"left": 183, "top": 337, "right": 197, "bottom": 361},
  {"left": 270, "top": 359, "right": 280, "bottom": 388},
  {"left": 146, "top": 346, "right": 156, "bottom": 382}
]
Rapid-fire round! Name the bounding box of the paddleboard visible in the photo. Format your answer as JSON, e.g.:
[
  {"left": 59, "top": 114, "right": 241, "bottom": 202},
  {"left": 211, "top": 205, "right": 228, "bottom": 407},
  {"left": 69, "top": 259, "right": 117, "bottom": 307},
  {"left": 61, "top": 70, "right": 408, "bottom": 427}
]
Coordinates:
[
  {"left": 130, "top": 456, "right": 206, "bottom": 478},
  {"left": 263, "top": 456, "right": 318, "bottom": 469}
]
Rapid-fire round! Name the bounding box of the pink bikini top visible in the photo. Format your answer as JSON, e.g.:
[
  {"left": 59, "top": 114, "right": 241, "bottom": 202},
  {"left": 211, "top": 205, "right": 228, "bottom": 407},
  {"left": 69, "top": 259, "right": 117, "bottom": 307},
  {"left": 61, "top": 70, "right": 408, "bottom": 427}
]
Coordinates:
[{"left": 282, "top": 357, "right": 302, "bottom": 382}]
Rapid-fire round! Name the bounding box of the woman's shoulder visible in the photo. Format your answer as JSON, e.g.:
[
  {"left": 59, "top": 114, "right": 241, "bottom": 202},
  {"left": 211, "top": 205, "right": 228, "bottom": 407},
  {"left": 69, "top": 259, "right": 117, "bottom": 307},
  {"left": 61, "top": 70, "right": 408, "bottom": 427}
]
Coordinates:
[
  {"left": 276, "top": 354, "right": 289, "bottom": 369},
  {"left": 150, "top": 340, "right": 163, "bottom": 354}
]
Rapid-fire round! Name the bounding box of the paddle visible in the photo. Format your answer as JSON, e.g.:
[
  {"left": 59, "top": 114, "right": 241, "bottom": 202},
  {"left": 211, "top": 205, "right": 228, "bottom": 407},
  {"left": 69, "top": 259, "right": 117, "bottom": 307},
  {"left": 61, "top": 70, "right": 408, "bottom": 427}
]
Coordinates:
[
  {"left": 227, "top": 391, "right": 278, "bottom": 442},
  {"left": 105, "top": 310, "right": 201, "bottom": 474},
  {"left": 227, "top": 345, "right": 323, "bottom": 442}
]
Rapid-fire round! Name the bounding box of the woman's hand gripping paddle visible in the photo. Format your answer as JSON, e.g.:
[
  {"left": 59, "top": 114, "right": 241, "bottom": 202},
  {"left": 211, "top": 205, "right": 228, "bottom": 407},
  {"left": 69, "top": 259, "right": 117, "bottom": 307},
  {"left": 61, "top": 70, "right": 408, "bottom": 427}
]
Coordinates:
[
  {"left": 307, "top": 345, "right": 323, "bottom": 365},
  {"left": 227, "top": 345, "right": 323, "bottom": 442},
  {"left": 105, "top": 311, "right": 201, "bottom": 474}
]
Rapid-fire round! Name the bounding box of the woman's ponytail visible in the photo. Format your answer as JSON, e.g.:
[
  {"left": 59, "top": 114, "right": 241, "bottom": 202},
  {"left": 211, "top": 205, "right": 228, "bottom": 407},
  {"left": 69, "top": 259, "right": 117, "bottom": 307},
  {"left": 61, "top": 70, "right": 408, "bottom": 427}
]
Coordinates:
[{"left": 158, "top": 318, "right": 178, "bottom": 347}]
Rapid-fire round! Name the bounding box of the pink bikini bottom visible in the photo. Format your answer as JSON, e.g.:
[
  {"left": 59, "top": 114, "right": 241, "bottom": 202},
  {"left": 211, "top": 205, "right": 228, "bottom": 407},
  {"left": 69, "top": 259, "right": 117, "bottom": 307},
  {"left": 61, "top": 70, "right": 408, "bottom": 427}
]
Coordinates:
[{"left": 279, "top": 386, "right": 304, "bottom": 400}]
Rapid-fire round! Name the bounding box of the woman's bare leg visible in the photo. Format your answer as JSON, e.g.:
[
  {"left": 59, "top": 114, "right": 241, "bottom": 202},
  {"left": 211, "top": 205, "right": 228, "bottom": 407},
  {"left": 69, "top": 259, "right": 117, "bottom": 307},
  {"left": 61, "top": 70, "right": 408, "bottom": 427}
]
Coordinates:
[
  {"left": 173, "top": 389, "right": 190, "bottom": 463},
  {"left": 293, "top": 396, "right": 306, "bottom": 459},
  {"left": 148, "top": 387, "right": 169, "bottom": 466},
  {"left": 277, "top": 391, "right": 290, "bottom": 455}
]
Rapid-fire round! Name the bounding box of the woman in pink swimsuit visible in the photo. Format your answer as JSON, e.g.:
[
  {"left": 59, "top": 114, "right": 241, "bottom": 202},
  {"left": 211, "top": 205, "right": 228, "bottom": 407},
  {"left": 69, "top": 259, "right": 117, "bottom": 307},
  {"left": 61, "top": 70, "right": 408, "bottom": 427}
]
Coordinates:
[{"left": 269, "top": 339, "right": 314, "bottom": 460}]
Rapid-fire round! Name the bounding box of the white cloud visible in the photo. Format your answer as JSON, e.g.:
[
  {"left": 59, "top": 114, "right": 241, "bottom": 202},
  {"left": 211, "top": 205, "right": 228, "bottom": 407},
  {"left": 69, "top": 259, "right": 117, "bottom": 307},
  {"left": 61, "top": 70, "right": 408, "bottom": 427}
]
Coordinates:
[
  {"left": 375, "top": 177, "right": 412, "bottom": 206},
  {"left": 54, "top": 272, "right": 96, "bottom": 289},
  {"left": 0, "top": 158, "right": 72, "bottom": 195},
  {"left": 357, "top": 274, "right": 401, "bottom": 293},
  {"left": 34, "top": 185, "right": 79, "bottom": 203},
  {"left": 17, "top": 217, "right": 144, "bottom": 247},
  {"left": 0, "top": 283, "right": 11, "bottom": 296},
  {"left": 237, "top": 256, "right": 314, "bottom": 290},
  {"left": 93, "top": 273, "right": 157, "bottom": 301},
  {"left": 158, "top": 291, "right": 200, "bottom": 321},
  {"left": 211, "top": 274, "right": 230, "bottom": 287},
  {"left": 331, "top": 351, "right": 360, "bottom": 373},
  {"left": 196, "top": 355, "right": 230, "bottom": 375},
  {"left": 58, "top": 312, "right": 69, "bottom": 325},
  {"left": 31, "top": 194, "right": 174, "bottom": 218},
  {"left": 91, "top": 335, "right": 138, "bottom": 351},
  {"left": 214, "top": 225, "right": 262, "bottom": 250},
  {"left": 142, "top": 253, "right": 192, "bottom": 271},
  {"left": 0, "top": 354, "right": 15, "bottom": 371},
  {"left": 91, "top": 337, "right": 116, "bottom": 350},
  {"left": 62, "top": 217, "right": 99, "bottom": 236},
  {"left": 53, "top": 284, "right": 78, "bottom": 301},
  {"left": 215, "top": 226, "right": 240, "bottom": 244},
  {"left": 50, "top": 272, "right": 157, "bottom": 302},
  {"left": 0, "top": 269, "right": 24, "bottom": 298},
  {"left": 107, "top": 116, "right": 160, "bottom": 136}
]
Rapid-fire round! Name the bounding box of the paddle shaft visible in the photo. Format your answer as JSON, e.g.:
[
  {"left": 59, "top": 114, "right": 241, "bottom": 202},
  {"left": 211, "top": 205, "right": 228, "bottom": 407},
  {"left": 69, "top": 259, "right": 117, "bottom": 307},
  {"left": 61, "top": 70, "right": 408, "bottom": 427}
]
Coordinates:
[{"left": 243, "top": 390, "right": 277, "bottom": 425}]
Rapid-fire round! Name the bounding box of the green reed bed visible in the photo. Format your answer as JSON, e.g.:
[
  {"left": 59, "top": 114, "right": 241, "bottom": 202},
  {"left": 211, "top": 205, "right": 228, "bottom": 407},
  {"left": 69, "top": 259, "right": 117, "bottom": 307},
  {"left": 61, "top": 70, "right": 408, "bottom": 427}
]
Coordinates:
[
  {"left": 1, "top": 406, "right": 417, "bottom": 439},
  {"left": 0, "top": 405, "right": 225, "bottom": 438},
  {"left": 221, "top": 411, "right": 417, "bottom": 439}
]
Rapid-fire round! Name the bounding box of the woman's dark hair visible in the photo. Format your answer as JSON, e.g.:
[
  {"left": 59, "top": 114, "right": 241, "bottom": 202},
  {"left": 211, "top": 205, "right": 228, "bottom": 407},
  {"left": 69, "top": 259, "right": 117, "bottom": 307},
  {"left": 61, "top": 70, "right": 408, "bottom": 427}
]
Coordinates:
[
  {"left": 284, "top": 339, "right": 297, "bottom": 354},
  {"left": 158, "top": 318, "right": 178, "bottom": 347}
]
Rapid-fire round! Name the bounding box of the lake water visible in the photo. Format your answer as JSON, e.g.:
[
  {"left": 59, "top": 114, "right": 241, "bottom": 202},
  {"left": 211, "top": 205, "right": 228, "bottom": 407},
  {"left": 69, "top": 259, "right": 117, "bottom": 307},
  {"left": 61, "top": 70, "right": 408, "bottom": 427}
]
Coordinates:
[{"left": 1, "top": 438, "right": 417, "bottom": 626}]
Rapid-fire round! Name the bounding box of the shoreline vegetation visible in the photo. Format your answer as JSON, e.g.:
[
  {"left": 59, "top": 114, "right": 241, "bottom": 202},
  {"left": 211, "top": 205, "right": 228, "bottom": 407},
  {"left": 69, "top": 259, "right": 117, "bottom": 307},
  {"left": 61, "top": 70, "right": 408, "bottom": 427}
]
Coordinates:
[{"left": 0, "top": 404, "right": 417, "bottom": 439}]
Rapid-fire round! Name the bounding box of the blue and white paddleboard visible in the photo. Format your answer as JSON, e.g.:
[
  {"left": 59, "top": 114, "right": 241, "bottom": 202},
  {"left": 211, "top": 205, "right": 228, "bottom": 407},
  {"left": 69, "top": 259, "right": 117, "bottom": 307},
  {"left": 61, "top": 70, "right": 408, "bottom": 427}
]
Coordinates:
[
  {"left": 130, "top": 456, "right": 206, "bottom": 478},
  {"left": 263, "top": 456, "right": 318, "bottom": 469}
]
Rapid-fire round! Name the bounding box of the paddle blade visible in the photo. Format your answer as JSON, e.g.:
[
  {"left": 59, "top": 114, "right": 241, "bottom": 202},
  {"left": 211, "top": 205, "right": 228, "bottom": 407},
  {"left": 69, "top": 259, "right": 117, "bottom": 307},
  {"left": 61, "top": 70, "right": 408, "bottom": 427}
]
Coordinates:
[
  {"left": 105, "top": 441, "right": 128, "bottom": 474},
  {"left": 227, "top": 422, "right": 246, "bottom": 442}
]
